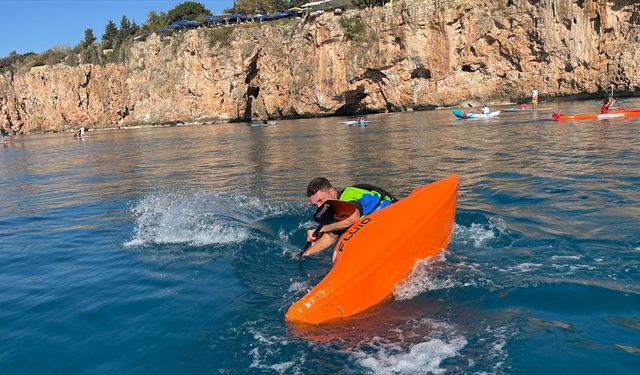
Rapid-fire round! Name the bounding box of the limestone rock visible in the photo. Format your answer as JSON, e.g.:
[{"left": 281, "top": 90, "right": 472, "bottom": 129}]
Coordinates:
[{"left": 1, "top": 0, "right": 639, "bottom": 133}]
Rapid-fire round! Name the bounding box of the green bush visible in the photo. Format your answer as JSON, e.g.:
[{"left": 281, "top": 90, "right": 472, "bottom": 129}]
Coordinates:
[
  {"left": 205, "top": 27, "right": 233, "bottom": 48},
  {"left": 340, "top": 17, "right": 365, "bottom": 40}
]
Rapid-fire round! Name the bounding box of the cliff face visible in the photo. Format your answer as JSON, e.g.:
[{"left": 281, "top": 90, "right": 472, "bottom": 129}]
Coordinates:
[{"left": 2, "top": 0, "right": 639, "bottom": 133}]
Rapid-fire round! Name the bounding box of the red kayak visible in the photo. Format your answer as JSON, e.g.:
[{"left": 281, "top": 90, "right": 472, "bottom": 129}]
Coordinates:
[{"left": 552, "top": 110, "right": 640, "bottom": 121}]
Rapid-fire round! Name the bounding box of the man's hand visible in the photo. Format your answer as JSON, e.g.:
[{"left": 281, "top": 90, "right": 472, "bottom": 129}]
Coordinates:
[{"left": 307, "top": 228, "right": 320, "bottom": 242}]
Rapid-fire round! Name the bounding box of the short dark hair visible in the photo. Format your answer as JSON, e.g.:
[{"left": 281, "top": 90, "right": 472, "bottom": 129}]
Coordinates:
[{"left": 307, "top": 177, "right": 333, "bottom": 197}]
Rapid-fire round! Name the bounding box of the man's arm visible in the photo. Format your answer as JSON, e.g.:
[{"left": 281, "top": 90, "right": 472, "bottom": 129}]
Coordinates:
[
  {"left": 317, "top": 209, "right": 360, "bottom": 234},
  {"left": 302, "top": 232, "right": 338, "bottom": 256}
]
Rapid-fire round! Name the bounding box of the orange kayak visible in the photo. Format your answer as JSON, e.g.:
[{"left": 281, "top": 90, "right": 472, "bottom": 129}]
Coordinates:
[
  {"left": 552, "top": 110, "right": 640, "bottom": 121},
  {"left": 285, "top": 174, "right": 458, "bottom": 325}
]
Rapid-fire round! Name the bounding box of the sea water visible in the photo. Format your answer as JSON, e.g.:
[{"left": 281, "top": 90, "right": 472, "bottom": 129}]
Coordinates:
[{"left": 1, "top": 100, "right": 639, "bottom": 374}]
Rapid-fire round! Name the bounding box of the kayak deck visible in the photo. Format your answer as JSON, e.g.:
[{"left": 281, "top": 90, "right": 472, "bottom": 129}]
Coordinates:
[{"left": 285, "top": 174, "right": 458, "bottom": 325}]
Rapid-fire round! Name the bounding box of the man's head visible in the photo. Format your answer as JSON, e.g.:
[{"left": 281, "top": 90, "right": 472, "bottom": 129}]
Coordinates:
[{"left": 307, "top": 177, "right": 338, "bottom": 208}]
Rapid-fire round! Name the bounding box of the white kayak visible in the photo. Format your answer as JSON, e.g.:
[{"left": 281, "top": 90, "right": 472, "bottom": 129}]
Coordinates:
[{"left": 452, "top": 110, "right": 500, "bottom": 119}]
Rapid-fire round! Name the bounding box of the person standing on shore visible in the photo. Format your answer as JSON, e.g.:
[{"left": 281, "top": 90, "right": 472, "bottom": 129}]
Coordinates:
[
  {"left": 1, "top": 127, "right": 9, "bottom": 142},
  {"left": 532, "top": 89, "right": 539, "bottom": 109}
]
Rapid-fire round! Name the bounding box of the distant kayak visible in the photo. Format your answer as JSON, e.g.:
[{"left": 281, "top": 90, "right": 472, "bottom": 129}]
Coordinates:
[
  {"left": 591, "top": 99, "right": 630, "bottom": 105},
  {"left": 552, "top": 110, "right": 640, "bottom": 121},
  {"left": 285, "top": 175, "right": 458, "bottom": 325},
  {"left": 452, "top": 110, "right": 500, "bottom": 119},
  {"left": 250, "top": 121, "right": 277, "bottom": 127},
  {"left": 339, "top": 120, "right": 368, "bottom": 126},
  {"left": 504, "top": 107, "right": 553, "bottom": 112}
]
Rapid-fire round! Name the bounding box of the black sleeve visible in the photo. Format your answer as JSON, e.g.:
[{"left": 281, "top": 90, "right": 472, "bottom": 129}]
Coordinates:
[{"left": 348, "top": 200, "right": 363, "bottom": 216}]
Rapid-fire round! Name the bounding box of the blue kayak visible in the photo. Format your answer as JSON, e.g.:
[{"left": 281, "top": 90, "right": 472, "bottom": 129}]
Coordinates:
[
  {"left": 250, "top": 121, "right": 277, "bottom": 127},
  {"left": 452, "top": 109, "right": 500, "bottom": 119}
]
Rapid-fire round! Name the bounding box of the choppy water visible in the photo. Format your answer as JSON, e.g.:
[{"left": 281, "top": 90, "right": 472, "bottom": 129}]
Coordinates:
[{"left": 1, "top": 100, "right": 639, "bottom": 374}]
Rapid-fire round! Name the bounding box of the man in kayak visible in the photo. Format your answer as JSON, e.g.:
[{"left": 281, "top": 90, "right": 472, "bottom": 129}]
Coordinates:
[
  {"left": 481, "top": 105, "right": 490, "bottom": 114},
  {"left": 303, "top": 177, "right": 396, "bottom": 256}
]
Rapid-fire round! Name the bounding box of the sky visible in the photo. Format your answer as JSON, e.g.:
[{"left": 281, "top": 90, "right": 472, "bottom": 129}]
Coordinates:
[{"left": 0, "top": 0, "right": 235, "bottom": 57}]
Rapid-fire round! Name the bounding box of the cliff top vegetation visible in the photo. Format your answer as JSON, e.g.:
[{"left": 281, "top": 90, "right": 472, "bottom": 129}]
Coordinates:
[{"left": 0, "top": 0, "right": 388, "bottom": 74}]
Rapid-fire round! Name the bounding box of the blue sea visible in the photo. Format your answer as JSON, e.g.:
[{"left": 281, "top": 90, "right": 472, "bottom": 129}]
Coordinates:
[{"left": 1, "top": 101, "right": 639, "bottom": 374}]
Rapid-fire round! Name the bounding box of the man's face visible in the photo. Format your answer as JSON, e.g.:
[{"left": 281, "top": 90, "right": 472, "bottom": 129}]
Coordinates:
[{"left": 309, "top": 188, "right": 337, "bottom": 208}]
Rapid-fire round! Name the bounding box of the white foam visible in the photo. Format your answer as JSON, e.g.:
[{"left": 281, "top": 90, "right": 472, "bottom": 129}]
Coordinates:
[
  {"left": 506, "top": 262, "right": 542, "bottom": 273},
  {"left": 247, "top": 323, "right": 304, "bottom": 374},
  {"left": 124, "top": 191, "right": 290, "bottom": 247},
  {"left": 270, "top": 361, "right": 296, "bottom": 374},
  {"left": 394, "top": 254, "right": 456, "bottom": 300},
  {"left": 355, "top": 335, "right": 467, "bottom": 374},
  {"left": 551, "top": 255, "right": 583, "bottom": 260},
  {"left": 288, "top": 280, "right": 309, "bottom": 293},
  {"left": 452, "top": 216, "right": 509, "bottom": 248},
  {"left": 453, "top": 223, "right": 496, "bottom": 248}
]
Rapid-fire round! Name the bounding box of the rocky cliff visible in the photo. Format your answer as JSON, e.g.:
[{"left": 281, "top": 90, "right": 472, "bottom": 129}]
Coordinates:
[{"left": 2, "top": 0, "right": 639, "bottom": 133}]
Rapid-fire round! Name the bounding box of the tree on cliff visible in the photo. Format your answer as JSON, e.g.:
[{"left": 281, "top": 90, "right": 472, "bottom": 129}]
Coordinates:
[
  {"left": 82, "top": 29, "right": 97, "bottom": 48},
  {"left": 226, "top": 0, "right": 306, "bottom": 13},
  {"left": 0, "top": 51, "right": 36, "bottom": 74},
  {"left": 166, "top": 1, "right": 212, "bottom": 22},
  {"left": 230, "top": 0, "right": 274, "bottom": 13},
  {"left": 102, "top": 20, "right": 118, "bottom": 50},
  {"left": 141, "top": 11, "right": 168, "bottom": 34},
  {"left": 116, "top": 16, "right": 140, "bottom": 47}
]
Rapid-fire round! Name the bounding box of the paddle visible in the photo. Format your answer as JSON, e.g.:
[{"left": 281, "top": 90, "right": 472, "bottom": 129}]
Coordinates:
[{"left": 296, "top": 200, "right": 357, "bottom": 259}]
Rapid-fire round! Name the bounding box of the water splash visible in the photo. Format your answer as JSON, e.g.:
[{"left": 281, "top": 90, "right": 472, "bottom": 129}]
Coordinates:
[
  {"left": 393, "top": 253, "right": 457, "bottom": 300},
  {"left": 453, "top": 216, "right": 507, "bottom": 248},
  {"left": 351, "top": 320, "right": 467, "bottom": 374},
  {"left": 124, "top": 190, "right": 291, "bottom": 247}
]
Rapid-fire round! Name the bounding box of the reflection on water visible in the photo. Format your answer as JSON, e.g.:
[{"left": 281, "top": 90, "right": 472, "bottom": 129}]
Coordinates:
[{"left": 1, "top": 99, "right": 640, "bottom": 374}]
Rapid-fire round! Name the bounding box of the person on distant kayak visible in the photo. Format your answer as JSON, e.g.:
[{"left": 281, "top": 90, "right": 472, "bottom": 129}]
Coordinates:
[
  {"left": 520, "top": 103, "right": 528, "bottom": 110},
  {"left": 532, "top": 89, "right": 539, "bottom": 109},
  {"left": 601, "top": 98, "right": 616, "bottom": 114},
  {"left": 303, "top": 177, "right": 397, "bottom": 256},
  {"left": 481, "top": 105, "right": 490, "bottom": 114}
]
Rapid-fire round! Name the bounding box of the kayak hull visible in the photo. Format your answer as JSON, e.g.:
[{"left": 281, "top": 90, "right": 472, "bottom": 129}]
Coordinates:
[
  {"left": 452, "top": 110, "right": 500, "bottom": 119},
  {"left": 552, "top": 110, "right": 640, "bottom": 121},
  {"left": 285, "top": 174, "right": 458, "bottom": 325}
]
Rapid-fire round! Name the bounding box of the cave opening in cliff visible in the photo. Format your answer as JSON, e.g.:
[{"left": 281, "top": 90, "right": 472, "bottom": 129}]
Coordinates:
[
  {"left": 411, "top": 67, "right": 431, "bottom": 80},
  {"left": 248, "top": 86, "right": 260, "bottom": 98},
  {"left": 461, "top": 65, "right": 479, "bottom": 73},
  {"left": 335, "top": 86, "right": 367, "bottom": 116},
  {"left": 593, "top": 13, "right": 601, "bottom": 35}
]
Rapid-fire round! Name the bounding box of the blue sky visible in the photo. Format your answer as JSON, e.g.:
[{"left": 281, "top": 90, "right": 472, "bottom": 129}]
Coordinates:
[{"left": 0, "top": 0, "right": 235, "bottom": 57}]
